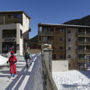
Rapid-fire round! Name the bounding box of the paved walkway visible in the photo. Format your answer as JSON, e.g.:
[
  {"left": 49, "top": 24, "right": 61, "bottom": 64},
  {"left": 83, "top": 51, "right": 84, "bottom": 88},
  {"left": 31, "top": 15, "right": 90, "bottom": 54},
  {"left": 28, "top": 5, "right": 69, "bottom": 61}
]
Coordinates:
[{"left": 0, "top": 54, "right": 43, "bottom": 90}]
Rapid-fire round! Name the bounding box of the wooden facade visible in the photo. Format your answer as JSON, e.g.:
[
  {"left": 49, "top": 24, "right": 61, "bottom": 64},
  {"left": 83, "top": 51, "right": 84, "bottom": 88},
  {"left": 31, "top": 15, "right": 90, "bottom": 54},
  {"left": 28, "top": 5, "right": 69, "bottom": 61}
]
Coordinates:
[{"left": 38, "top": 23, "right": 90, "bottom": 69}]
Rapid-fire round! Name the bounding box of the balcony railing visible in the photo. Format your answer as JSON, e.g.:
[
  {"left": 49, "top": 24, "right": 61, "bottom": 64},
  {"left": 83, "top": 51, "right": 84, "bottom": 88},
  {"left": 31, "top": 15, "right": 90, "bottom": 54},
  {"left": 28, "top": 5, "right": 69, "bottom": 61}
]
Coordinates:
[
  {"left": 78, "top": 32, "right": 90, "bottom": 37},
  {"left": 3, "top": 37, "right": 16, "bottom": 42},
  {"left": 39, "top": 31, "right": 54, "bottom": 36},
  {"left": 78, "top": 59, "right": 90, "bottom": 63},
  {"left": 78, "top": 41, "right": 90, "bottom": 45},
  {"left": 78, "top": 59, "right": 87, "bottom": 63},
  {"left": 78, "top": 50, "right": 90, "bottom": 54},
  {"left": 39, "top": 40, "right": 53, "bottom": 44}
]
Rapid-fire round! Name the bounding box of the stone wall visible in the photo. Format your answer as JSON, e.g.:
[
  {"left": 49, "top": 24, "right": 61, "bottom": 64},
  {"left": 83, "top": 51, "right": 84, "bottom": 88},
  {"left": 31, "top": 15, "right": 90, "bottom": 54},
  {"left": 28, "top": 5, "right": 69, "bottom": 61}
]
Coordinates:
[
  {"left": 41, "top": 44, "right": 57, "bottom": 90},
  {"left": 66, "top": 27, "right": 78, "bottom": 69}
]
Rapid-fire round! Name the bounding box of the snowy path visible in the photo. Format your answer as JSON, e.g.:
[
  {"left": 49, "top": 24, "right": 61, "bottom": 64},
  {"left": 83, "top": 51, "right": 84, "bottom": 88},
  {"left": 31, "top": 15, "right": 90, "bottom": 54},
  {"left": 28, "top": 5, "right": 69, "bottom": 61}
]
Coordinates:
[
  {"left": 53, "top": 70, "right": 90, "bottom": 90},
  {"left": 0, "top": 54, "right": 43, "bottom": 90}
]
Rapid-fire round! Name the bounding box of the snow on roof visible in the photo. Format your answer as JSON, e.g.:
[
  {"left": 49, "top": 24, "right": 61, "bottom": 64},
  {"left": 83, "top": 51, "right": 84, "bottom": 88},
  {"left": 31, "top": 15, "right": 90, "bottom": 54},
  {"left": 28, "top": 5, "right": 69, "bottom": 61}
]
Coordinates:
[{"left": 39, "top": 23, "right": 90, "bottom": 28}]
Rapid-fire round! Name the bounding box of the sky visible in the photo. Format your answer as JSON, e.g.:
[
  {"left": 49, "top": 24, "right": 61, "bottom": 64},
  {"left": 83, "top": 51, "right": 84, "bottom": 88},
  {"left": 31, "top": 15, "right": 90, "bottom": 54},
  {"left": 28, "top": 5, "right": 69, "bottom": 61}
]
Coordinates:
[{"left": 0, "top": 0, "right": 90, "bottom": 39}]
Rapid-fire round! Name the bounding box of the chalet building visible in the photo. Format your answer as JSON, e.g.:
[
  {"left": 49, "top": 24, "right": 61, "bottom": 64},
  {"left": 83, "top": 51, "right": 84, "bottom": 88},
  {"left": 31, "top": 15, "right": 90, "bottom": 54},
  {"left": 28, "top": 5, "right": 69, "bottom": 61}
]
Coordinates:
[
  {"left": 28, "top": 35, "right": 41, "bottom": 49},
  {"left": 27, "top": 35, "right": 41, "bottom": 54},
  {"left": 38, "top": 23, "right": 90, "bottom": 69},
  {"left": 0, "top": 11, "right": 30, "bottom": 55}
]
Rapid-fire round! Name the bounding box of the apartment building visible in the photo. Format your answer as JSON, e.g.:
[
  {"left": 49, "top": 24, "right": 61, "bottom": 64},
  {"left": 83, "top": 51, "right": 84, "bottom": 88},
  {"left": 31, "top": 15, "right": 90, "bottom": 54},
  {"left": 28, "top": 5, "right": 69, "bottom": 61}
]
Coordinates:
[
  {"left": 38, "top": 23, "right": 90, "bottom": 69},
  {"left": 0, "top": 11, "right": 30, "bottom": 55}
]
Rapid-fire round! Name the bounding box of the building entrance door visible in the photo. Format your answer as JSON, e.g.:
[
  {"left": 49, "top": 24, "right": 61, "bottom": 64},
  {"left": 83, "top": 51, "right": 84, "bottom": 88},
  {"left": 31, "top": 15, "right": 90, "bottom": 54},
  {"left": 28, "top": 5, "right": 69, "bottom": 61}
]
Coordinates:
[{"left": 2, "top": 42, "right": 16, "bottom": 53}]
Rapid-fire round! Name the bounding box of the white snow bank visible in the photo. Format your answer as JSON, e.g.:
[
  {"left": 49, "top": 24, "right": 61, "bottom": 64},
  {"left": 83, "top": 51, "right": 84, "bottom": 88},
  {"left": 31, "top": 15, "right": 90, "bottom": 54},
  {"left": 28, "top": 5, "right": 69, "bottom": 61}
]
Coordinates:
[
  {"left": 52, "top": 70, "right": 90, "bottom": 90},
  {"left": 0, "top": 55, "right": 8, "bottom": 65}
]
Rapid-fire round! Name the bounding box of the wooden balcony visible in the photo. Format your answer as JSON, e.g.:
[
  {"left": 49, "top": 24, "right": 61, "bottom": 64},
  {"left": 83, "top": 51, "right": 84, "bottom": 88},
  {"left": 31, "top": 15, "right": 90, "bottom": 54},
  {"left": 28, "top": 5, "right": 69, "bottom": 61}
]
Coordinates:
[
  {"left": 78, "top": 59, "right": 90, "bottom": 63},
  {"left": 2, "top": 37, "right": 16, "bottom": 42},
  {"left": 39, "top": 31, "right": 54, "bottom": 36},
  {"left": 78, "top": 41, "right": 90, "bottom": 45},
  {"left": 78, "top": 50, "right": 90, "bottom": 54},
  {"left": 38, "top": 40, "right": 53, "bottom": 44},
  {"left": 78, "top": 33, "right": 90, "bottom": 37}
]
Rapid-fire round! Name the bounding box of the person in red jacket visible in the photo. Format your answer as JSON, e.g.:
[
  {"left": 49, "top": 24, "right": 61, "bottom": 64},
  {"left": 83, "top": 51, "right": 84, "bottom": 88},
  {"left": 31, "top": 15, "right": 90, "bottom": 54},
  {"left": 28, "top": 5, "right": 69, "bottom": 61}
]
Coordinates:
[
  {"left": 11, "top": 48, "right": 15, "bottom": 54},
  {"left": 7, "top": 52, "right": 17, "bottom": 79}
]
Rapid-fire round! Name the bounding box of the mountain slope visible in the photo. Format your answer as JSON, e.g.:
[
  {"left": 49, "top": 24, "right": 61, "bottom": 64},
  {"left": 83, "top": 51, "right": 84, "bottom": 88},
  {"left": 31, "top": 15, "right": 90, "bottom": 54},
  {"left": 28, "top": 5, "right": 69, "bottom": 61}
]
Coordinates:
[{"left": 64, "top": 15, "right": 90, "bottom": 26}]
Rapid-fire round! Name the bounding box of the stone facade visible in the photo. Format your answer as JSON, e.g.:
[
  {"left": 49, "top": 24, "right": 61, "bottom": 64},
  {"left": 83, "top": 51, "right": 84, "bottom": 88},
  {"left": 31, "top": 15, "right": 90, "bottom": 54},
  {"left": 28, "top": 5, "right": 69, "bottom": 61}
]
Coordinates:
[{"left": 66, "top": 27, "right": 78, "bottom": 69}]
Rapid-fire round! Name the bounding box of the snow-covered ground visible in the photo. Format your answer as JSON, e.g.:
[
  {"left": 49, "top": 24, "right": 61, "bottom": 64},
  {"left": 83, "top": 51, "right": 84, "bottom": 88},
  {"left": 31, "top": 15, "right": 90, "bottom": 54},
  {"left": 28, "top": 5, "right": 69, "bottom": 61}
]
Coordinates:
[
  {"left": 0, "top": 53, "right": 37, "bottom": 66},
  {"left": 52, "top": 70, "right": 90, "bottom": 90},
  {"left": 0, "top": 55, "right": 8, "bottom": 65}
]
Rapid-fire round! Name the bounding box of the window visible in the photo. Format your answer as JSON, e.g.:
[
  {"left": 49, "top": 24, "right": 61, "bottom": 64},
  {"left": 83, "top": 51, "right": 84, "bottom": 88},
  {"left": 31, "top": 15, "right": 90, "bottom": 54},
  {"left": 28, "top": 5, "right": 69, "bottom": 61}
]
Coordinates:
[
  {"left": 60, "top": 47, "right": 63, "bottom": 50},
  {"left": 17, "top": 14, "right": 22, "bottom": 18},
  {"left": 2, "top": 30, "right": 16, "bottom": 38},
  {"left": 39, "top": 37, "right": 41, "bottom": 41},
  {"left": 67, "top": 29, "right": 71, "bottom": 33},
  {"left": 20, "top": 30, "right": 22, "bottom": 38},
  {"left": 68, "top": 38, "right": 71, "bottom": 42},
  {"left": 13, "top": 14, "right": 22, "bottom": 18},
  {"left": 59, "top": 56, "right": 63, "bottom": 59},
  {"left": 60, "top": 28, "right": 63, "bottom": 32},
  {"left": 13, "top": 14, "right": 17, "bottom": 18},
  {"left": 39, "top": 27, "right": 42, "bottom": 32},
  {"left": 8, "top": 15, "right": 11, "bottom": 18},
  {"left": 2, "top": 42, "right": 16, "bottom": 53},
  {"left": 47, "top": 36, "right": 50, "bottom": 40},
  {"left": 78, "top": 54, "right": 85, "bottom": 60},
  {"left": 43, "top": 37, "right": 48, "bottom": 42},
  {"left": 68, "top": 55, "right": 71, "bottom": 58},
  {"left": 52, "top": 54, "right": 56, "bottom": 60},
  {"left": 59, "top": 37, "right": 63, "bottom": 41},
  {"left": 68, "top": 47, "right": 71, "bottom": 50},
  {"left": 69, "top": 63, "right": 71, "bottom": 67}
]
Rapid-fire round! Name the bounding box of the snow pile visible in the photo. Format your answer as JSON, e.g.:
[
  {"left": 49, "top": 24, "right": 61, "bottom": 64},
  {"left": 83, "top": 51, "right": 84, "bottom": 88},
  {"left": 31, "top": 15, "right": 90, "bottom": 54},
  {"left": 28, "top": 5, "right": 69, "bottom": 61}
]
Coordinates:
[
  {"left": 52, "top": 70, "right": 90, "bottom": 90},
  {"left": 0, "top": 55, "right": 8, "bottom": 65}
]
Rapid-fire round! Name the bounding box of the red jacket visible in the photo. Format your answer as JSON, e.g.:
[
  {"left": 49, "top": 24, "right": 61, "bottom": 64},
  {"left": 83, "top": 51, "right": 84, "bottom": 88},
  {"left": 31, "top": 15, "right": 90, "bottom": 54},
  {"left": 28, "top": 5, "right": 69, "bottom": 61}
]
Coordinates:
[{"left": 8, "top": 56, "right": 17, "bottom": 66}]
